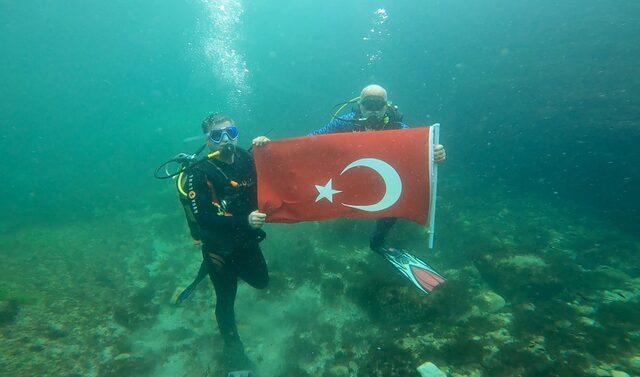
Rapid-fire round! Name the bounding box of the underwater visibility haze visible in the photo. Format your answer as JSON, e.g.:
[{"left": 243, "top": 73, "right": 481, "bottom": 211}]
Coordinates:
[{"left": 1, "top": 0, "right": 639, "bottom": 376}]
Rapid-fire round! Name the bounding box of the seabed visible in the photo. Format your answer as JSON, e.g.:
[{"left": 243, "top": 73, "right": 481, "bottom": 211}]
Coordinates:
[{"left": 1, "top": 175, "right": 638, "bottom": 377}]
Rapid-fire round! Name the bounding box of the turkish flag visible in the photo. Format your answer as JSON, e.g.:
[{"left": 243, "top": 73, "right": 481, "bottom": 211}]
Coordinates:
[{"left": 254, "top": 127, "right": 433, "bottom": 224}]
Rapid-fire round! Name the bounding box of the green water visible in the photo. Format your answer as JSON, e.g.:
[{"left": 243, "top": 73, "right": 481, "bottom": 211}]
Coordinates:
[{"left": 1, "top": 1, "right": 639, "bottom": 376}]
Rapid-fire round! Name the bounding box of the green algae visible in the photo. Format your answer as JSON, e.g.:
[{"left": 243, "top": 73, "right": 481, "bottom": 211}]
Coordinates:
[{"left": 1, "top": 180, "right": 639, "bottom": 377}]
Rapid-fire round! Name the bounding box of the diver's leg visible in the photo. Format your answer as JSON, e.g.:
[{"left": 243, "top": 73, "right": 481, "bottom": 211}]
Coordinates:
[
  {"left": 203, "top": 250, "right": 240, "bottom": 345},
  {"left": 369, "top": 217, "right": 398, "bottom": 253},
  {"left": 203, "top": 249, "right": 252, "bottom": 372},
  {"left": 236, "top": 243, "right": 268, "bottom": 290}
]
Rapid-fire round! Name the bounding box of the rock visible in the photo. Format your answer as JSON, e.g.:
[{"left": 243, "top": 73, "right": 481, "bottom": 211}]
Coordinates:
[
  {"left": 100, "top": 352, "right": 154, "bottom": 377},
  {"left": 503, "top": 255, "right": 547, "bottom": 270},
  {"left": 595, "top": 266, "right": 631, "bottom": 282},
  {"left": 574, "top": 303, "right": 595, "bottom": 315},
  {"left": 602, "top": 290, "right": 633, "bottom": 303},
  {"left": 478, "top": 291, "right": 506, "bottom": 313},
  {"left": 554, "top": 319, "right": 572, "bottom": 329},
  {"left": 487, "top": 328, "right": 512, "bottom": 343},
  {"left": 593, "top": 368, "right": 610, "bottom": 377},
  {"left": 628, "top": 355, "right": 640, "bottom": 369},
  {"left": 610, "top": 371, "right": 630, "bottom": 377},
  {"left": 114, "top": 353, "right": 131, "bottom": 362},
  {"left": 578, "top": 317, "right": 597, "bottom": 326},
  {"left": 417, "top": 361, "right": 447, "bottom": 377},
  {"left": 328, "top": 365, "right": 349, "bottom": 377}
]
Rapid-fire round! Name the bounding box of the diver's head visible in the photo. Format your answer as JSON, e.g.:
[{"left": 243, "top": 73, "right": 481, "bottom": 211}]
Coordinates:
[
  {"left": 358, "top": 84, "right": 388, "bottom": 125},
  {"left": 201, "top": 113, "right": 238, "bottom": 155}
]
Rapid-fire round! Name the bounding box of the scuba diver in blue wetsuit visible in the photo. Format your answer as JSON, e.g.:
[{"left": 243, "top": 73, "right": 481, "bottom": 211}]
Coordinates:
[
  {"left": 309, "top": 84, "right": 410, "bottom": 135},
  {"left": 283, "top": 84, "right": 447, "bottom": 252}
]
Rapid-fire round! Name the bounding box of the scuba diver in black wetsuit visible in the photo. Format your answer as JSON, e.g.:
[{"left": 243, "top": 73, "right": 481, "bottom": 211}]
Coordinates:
[{"left": 167, "top": 113, "right": 269, "bottom": 376}]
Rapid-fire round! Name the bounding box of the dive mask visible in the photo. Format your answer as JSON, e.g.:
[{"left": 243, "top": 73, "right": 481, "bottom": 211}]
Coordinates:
[
  {"left": 208, "top": 125, "right": 239, "bottom": 144},
  {"left": 359, "top": 96, "right": 387, "bottom": 111}
]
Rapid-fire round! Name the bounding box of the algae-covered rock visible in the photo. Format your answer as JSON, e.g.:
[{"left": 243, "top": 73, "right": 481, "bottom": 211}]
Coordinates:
[
  {"left": 327, "top": 365, "right": 350, "bottom": 377},
  {"left": 602, "top": 289, "right": 635, "bottom": 304},
  {"left": 98, "top": 352, "right": 155, "bottom": 377},
  {"left": 593, "top": 368, "right": 611, "bottom": 377},
  {"left": 610, "top": 371, "right": 631, "bottom": 377},
  {"left": 594, "top": 266, "right": 631, "bottom": 284},
  {"left": 477, "top": 291, "right": 506, "bottom": 313},
  {"left": 554, "top": 319, "right": 572, "bottom": 329},
  {"left": 503, "top": 254, "right": 547, "bottom": 270},
  {"left": 114, "top": 353, "right": 131, "bottom": 361},
  {"left": 568, "top": 301, "right": 595, "bottom": 316},
  {"left": 486, "top": 328, "right": 512, "bottom": 343},
  {"left": 578, "top": 316, "right": 597, "bottom": 327}
]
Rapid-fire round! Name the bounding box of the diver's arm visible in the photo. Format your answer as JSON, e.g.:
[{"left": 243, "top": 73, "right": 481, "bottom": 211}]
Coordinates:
[{"left": 308, "top": 113, "right": 356, "bottom": 136}]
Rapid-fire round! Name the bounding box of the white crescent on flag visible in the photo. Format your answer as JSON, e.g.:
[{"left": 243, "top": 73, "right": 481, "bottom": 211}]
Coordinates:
[{"left": 314, "top": 158, "right": 403, "bottom": 212}]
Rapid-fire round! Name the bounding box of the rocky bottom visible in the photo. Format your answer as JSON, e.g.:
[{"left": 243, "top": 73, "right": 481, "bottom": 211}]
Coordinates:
[{"left": 1, "top": 182, "right": 639, "bottom": 377}]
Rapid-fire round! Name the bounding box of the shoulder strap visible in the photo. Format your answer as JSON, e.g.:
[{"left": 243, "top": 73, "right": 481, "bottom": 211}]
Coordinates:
[
  {"left": 386, "top": 102, "right": 403, "bottom": 123},
  {"left": 235, "top": 147, "right": 253, "bottom": 162},
  {"left": 200, "top": 159, "right": 232, "bottom": 188}
]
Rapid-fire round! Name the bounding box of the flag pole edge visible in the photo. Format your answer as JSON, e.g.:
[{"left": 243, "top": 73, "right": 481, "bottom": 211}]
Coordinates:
[{"left": 427, "top": 123, "right": 440, "bottom": 249}]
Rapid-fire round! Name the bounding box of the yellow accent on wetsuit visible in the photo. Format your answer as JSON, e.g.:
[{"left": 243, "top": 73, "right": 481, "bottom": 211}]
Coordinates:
[
  {"left": 177, "top": 151, "right": 222, "bottom": 197},
  {"left": 177, "top": 171, "right": 188, "bottom": 197}
]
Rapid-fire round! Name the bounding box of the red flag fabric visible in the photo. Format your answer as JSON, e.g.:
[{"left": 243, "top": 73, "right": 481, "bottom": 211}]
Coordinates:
[{"left": 254, "top": 127, "right": 432, "bottom": 224}]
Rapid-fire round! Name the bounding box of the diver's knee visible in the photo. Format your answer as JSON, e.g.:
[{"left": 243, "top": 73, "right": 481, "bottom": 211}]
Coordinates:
[{"left": 254, "top": 275, "right": 269, "bottom": 290}]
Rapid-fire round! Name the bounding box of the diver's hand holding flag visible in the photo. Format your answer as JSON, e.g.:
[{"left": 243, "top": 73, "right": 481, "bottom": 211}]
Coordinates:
[{"left": 254, "top": 127, "right": 437, "bottom": 226}]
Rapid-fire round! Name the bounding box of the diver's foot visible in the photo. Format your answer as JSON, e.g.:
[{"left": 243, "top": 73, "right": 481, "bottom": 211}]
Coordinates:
[
  {"left": 372, "top": 245, "right": 396, "bottom": 257},
  {"left": 370, "top": 244, "right": 385, "bottom": 255},
  {"left": 222, "top": 341, "right": 255, "bottom": 375},
  {"left": 171, "top": 286, "right": 185, "bottom": 305}
]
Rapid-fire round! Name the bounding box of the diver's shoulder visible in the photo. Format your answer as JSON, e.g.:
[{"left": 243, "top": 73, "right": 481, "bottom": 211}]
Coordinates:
[
  {"left": 235, "top": 147, "right": 253, "bottom": 159},
  {"left": 342, "top": 111, "right": 357, "bottom": 120}
]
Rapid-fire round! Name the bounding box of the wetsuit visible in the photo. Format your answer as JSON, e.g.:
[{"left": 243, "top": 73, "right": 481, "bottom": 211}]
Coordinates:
[
  {"left": 179, "top": 148, "right": 268, "bottom": 365},
  {"left": 309, "top": 109, "right": 409, "bottom": 252},
  {"left": 308, "top": 109, "right": 409, "bottom": 135}
]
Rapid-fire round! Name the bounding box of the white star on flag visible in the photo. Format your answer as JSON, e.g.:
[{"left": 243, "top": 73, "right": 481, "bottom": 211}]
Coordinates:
[{"left": 314, "top": 179, "right": 342, "bottom": 203}]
